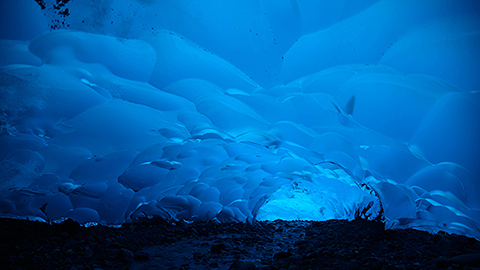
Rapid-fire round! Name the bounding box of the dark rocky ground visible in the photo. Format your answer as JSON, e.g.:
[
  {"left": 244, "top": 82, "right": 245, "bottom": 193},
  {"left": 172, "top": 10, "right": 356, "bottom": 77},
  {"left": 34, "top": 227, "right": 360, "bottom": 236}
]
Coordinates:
[{"left": 1, "top": 217, "right": 480, "bottom": 270}]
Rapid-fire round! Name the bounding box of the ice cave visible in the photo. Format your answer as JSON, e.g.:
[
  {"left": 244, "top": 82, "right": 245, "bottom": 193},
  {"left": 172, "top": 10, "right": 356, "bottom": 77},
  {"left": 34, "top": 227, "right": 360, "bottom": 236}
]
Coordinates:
[{"left": 0, "top": 0, "right": 479, "bottom": 243}]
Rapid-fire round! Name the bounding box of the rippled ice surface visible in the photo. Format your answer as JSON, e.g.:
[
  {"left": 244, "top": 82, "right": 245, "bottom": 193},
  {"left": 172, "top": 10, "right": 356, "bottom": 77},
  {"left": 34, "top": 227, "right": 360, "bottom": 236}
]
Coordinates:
[{"left": 0, "top": 0, "right": 479, "bottom": 239}]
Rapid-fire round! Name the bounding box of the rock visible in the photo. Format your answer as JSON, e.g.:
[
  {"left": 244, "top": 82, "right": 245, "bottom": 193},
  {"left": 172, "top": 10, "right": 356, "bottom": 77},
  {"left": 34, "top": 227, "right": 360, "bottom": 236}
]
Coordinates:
[
  {"left": 436, "top": 238, "right": 452, "bottom": 252},
  {"left": 64, "top": 257, "right": 73, "bottom": 265},
  {"left": 451, "top": 253, "right": 480, "bottom": 266},
  {"left": 51, "top": 236, "right": 62, "bottom": 242},
  {"left": 434, "top": 257, "right": 452, "bottom": 268},
  {"left": 121, "top": 248, "right": 134, "bottom": 263},
  {"left": 105, "top": 247, "right": 120, "bottom": 258},
  {"left": 133, "top": 251, "right": 150, "bottom": 261},
  {"left": 105, "top": 259, "right": 114, "bottom": 267},
  {"left": 274, "top": 251, "right": 293, "bottom": 259},
  {"left": 238, "top": 262, "right": 256, "bottom": 270},
  {"left": 451, "top": 236, "right": 469, "bottom": 250},
  {"left": 211, "top": 243, "right": 226, "bottom": 254},
  {"left": 229, "top": 261, "right": 256, "bottom": 270},
  {"left": 303, "top": 251, "right": 320, "bottom": 260},
  {"left": 60, "top": 218, "right": 81, "bottom": 233}
]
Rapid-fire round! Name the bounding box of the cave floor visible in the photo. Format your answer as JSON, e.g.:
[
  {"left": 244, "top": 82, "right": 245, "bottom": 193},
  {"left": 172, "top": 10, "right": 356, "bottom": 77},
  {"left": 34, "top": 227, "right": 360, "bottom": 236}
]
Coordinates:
[{"left": 1, "top": 217, "right": 480, "bottom": 270}]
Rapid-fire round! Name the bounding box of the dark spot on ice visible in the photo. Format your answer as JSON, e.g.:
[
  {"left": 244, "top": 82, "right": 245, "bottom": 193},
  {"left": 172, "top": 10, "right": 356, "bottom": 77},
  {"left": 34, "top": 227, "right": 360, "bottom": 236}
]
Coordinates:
[
  {"left": 344, "top": 95, "right": 356, "bottom": 115},
  {"left": 34, "top": 0, "right": 46, "bottom": 10}
]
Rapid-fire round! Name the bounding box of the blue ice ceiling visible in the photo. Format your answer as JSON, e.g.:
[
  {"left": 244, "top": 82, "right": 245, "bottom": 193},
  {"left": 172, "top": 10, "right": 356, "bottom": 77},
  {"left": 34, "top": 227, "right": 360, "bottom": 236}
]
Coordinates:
[{"left": 0, "top": 0, "right": 479, "bottom": 238}]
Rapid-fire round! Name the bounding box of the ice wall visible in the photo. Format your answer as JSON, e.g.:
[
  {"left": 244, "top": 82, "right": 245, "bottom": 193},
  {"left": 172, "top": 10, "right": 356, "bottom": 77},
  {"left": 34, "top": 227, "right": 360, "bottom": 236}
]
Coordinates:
[{"left": 0, "top": 0, "right": 479, "bottom": 239}]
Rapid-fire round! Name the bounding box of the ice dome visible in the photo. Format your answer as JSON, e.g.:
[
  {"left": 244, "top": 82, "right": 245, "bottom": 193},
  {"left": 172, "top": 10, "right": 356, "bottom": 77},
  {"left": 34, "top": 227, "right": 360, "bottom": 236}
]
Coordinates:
[{"left": 0, "top": 0, "right": 479, "bottom": 239}]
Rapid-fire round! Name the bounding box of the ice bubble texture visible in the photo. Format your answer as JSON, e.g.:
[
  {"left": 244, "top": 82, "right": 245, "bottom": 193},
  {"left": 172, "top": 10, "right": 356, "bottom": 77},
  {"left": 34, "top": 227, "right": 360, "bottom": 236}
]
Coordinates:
[{"left": 0, "top": 0, "right": 479, "bottom": 239}]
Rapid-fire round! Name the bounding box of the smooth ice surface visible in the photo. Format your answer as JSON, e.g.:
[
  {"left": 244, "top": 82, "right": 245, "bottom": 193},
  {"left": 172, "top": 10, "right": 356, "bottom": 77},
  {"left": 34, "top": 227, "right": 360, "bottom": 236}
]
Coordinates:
[{"left": 0, "top": 0, "right": 479, "bottom": 239}]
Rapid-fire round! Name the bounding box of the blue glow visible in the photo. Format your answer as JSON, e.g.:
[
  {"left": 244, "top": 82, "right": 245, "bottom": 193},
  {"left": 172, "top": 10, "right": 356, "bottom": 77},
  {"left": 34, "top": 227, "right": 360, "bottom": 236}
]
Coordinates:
[{"left": 0, "top": 0, "right": 479, "bottom": 239}]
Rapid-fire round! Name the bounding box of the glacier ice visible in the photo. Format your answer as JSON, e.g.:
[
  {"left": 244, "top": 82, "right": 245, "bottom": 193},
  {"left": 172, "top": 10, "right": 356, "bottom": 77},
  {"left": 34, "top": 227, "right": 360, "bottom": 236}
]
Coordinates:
[{"left": 0, "top": 0, "right": 479, "bottom": 239}]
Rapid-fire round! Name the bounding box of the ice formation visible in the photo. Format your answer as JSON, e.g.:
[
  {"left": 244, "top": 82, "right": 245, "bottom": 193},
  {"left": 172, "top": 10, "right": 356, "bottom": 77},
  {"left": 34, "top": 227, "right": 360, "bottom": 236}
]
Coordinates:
[{"left": 0, "top": 0, "right": 479, "bottom": 239}]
